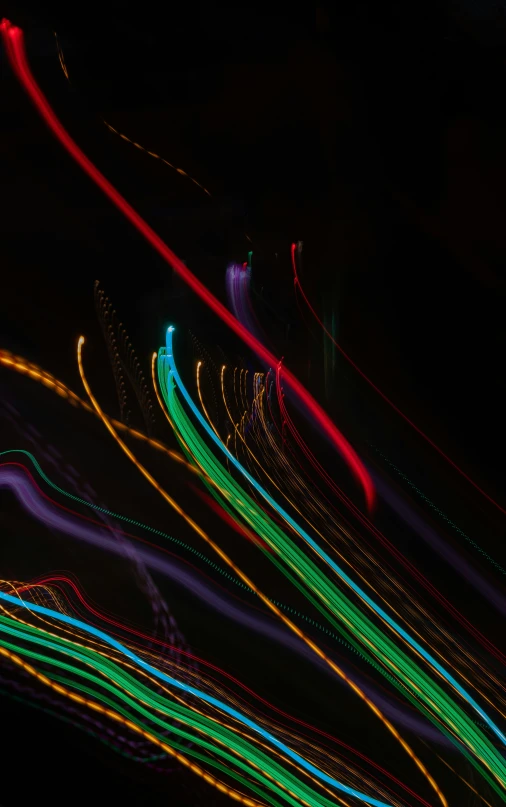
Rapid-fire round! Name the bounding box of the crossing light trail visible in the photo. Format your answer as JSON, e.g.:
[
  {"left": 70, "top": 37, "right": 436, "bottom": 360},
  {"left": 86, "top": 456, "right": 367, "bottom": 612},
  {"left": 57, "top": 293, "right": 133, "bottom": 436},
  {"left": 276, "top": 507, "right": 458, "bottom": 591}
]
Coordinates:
[{"left": 0, "top": 18, "right": 375, "bottom": 513}]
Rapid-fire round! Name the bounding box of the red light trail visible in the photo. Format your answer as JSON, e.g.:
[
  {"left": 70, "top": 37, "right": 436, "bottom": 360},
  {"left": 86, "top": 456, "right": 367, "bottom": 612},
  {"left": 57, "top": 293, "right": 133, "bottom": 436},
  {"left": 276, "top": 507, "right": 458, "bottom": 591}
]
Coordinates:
[
  {"left": 0, "top": 19, "right": 375, "bottom": 512},
  {"left": 291, "top": 242, "right": 506, "bottom": 517}
]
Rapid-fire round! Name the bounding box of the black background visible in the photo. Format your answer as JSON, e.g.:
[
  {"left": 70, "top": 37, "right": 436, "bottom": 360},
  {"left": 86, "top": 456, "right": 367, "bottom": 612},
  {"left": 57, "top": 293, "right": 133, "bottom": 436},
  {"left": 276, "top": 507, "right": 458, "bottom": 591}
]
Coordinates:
[{"left": 1, "top": 1, "right": 506, "bottom": 804}]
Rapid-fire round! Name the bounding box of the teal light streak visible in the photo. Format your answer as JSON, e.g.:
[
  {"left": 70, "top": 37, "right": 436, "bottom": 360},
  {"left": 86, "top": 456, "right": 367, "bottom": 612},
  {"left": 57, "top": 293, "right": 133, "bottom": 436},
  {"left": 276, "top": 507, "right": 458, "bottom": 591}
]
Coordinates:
[{"left": 160, "top": 327, "right": 506, "bottom": 750}]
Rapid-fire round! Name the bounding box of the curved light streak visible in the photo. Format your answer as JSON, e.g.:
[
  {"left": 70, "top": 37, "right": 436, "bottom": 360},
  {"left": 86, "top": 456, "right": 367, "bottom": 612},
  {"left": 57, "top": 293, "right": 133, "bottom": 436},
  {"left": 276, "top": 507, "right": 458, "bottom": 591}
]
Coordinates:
[
  {"left": 0, "top": 454, "right": 462, "bottom": 753},
  {"left": 162, "top": 327, "right": 506, "bottom": 753},
  {"left": 0, "top": 18, "right": 374, "bottom": 511},
  {"left": 0, "top": 588, "right": 396, "bottom": 807},
  {"left": 0, "top": 644, "right": 264, "bottom": 807},
  {"left": 75, "top": 333, "right": 414, "bottom": 807},
  {"left": 291, "top": 242, "right": 506, "bottom": 517}
]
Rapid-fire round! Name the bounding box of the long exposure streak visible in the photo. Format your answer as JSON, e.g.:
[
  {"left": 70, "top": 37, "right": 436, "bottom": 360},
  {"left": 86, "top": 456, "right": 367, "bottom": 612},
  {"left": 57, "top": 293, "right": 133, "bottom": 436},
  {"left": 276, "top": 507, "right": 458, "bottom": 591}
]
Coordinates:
[
  {"left": 290, "top": 243, "right": 505, "bottom": 516},
  {"left": 3, "top": 18, "right": 503, "bottom": 807},
  {"left": 0, "top": 590, "right": 394, "bottom": 807},
  {"left": 74, "top": 337, "right": 447, "bottom": 805},
  {"left": 0, "top": 19, "right": 374, "bottom": 512}
]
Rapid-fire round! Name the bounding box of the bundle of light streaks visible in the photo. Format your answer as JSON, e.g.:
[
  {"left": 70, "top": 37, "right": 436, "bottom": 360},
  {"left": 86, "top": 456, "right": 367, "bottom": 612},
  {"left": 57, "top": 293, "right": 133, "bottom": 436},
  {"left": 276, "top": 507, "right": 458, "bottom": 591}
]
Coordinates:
[
  {"left": 222, "top": 254, "right": 506, "bottom": 650},
  {"left": 73, "top": 331, "right": 446, "bottom": 805},
  {"left": 271, "top": 363, "right": 506, "bottom": 676},
  {"left": 1, "top": 18, "right": 504, "bottom": 807},
  {"left": 0, "top": 18, "right": 374, "bottom": 511},
  {"left": 157, "top": 327, "right": 506, "bottom": 799},
  {"left": 268, "top": 372, "right": 506, "bottom": 666},
  {"left": 17, "top": 575, "right": 397, "bottom": 786},
  {"left": 2, "top": 333, "right": 481, "bottom": 727},
  {"left": 230, "top": 383, "right": 506, "bottom": 740},
  {"left": 0, "top": 581, "right": 410, "bottom": 807},
  {"left": 0, "top": 450, "right": 470, "bottom": 757},
  {"left": 213, "top": 364, "right": 506, "bottom": 716},
  {"left": 0, "top": 585, "right": 176, "bottom": 768}
]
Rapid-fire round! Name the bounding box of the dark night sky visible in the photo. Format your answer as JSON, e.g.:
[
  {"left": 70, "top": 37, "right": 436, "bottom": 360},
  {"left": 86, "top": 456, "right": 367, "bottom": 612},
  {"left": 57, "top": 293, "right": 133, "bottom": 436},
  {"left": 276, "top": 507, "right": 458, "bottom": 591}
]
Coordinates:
[{"left": 1, "top": 2, "right": 506, "bottom": 804}]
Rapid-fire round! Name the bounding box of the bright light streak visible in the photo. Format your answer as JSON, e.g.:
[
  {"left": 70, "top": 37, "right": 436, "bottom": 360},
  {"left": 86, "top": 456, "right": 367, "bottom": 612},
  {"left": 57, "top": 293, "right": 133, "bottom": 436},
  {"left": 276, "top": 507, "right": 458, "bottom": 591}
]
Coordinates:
[
  {"left": 161, "top": 328, "right": 506, "bottom": 752},
  {"left": 0, "top": 19, "right": 374, "bottom": 512},
  {"left": 291, "top": 242, "right": 506, "bottom": 517},
  {"left": 0, "top": 588, "right": 396, "bottom": 807}
]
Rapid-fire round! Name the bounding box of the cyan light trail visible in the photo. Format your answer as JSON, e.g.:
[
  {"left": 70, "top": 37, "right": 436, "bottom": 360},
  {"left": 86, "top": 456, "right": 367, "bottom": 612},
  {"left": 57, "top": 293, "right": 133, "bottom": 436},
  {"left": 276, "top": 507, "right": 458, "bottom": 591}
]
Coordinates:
[
  {"left": 0, "top": 18, "right": 375, "bottom": 512},
  {"left": 161, "top": 327, "right": 506, "bottom": 752},
  {"left": 0, "top": 612, "right": 347, "bottom": 807},
  {"left": 0, "top": 455, "right": 463, "bottom": 749},
  {"left": 0, "top": 589, "right": 395, "bottom": 807},
  {"left": 160, "top": 355, "right": 506, "bottom": 798}
]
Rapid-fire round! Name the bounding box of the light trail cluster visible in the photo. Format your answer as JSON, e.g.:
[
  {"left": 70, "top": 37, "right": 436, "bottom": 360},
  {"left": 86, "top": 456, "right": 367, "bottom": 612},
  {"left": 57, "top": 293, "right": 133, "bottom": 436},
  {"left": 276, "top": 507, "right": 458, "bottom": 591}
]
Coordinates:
[{"left": 0, "top": 16, "right": 505, "bottom": 807}]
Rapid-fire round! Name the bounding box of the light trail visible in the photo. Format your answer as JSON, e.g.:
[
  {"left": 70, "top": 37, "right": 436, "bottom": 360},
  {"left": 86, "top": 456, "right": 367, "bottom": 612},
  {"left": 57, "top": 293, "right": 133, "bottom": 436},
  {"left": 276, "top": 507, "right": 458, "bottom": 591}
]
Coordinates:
[
  {"left": 0, "top": 644, "right": 266, "bottom": 807},
  {"left": 291, "top": 242, "right": 506, "bottom": 517},
  {"left": 0, "top": 348, "right": 202, "bottom": 478},
  {"left": 0, "top": 588, "right": 397, "bottom": 807},
  {"left": 75, "top": 333, "right": 421, "bottom": 807},
  {"left": 161, "top": 328, "right": 506, "bottom": 755},
  {"left": 0, "top": 18, "right": 375, "bottom": 511},
  {"left": 0, "top": 452, "right": 472, "bottom": 753},
  {"left": 157, "top": 328, "right": 506, "bottom": 797},
  {"left": 221, "top": 370, "right": 506, "bottom": 719}
]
